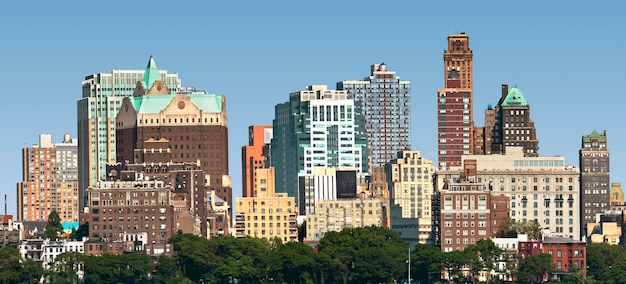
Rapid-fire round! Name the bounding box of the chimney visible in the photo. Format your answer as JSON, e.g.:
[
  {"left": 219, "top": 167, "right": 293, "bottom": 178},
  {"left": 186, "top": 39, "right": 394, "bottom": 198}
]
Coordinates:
[{"left": 501, "top": 84, "right": 509, "bottom": 100}]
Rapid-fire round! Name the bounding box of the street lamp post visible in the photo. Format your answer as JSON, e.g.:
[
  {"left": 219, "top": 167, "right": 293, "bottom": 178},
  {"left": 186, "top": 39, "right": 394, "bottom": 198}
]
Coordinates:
[{"left": 408, "top": 246, "right": 411, "bottom": 284}]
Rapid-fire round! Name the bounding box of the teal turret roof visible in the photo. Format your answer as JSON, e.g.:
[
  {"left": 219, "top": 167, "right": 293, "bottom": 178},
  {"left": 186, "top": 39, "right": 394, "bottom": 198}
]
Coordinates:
[
  {"left": 501, "top": 87, "right": 529, "bottom": 107},
  {"left": 129, "top": 93, "right": 223, "bottom": 114},
  {"left": 142, "top": 55, "right": 161, "bottom": 90}
]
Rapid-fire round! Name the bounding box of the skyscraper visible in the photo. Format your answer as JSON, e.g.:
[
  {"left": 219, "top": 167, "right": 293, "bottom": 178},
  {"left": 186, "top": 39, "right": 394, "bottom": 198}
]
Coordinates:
[
  {"left": 337, "top": 63, "right": 411, "bottom": 168},
  {"left": 17, "top": 133, "right": 78, "bottom": 223},
  {"left": 115, "top": 65, "right": 231, "bottom": 207},
  {"left": 443, "top": 33, "right": 473, "bottom": 89},
  {"left": 437, "top": 69, "right": 473, "bottom": 169},
  {"left": 489, "top": 84, "right": 539, "bottom": 157},
  {"left": 77, "top": 56, "right": 179, "bottom": 209},
  {"left": 271, "top": 85, "right": 368, "bottom": 201},
  {"left": 579, "top": 130, "right": 610, "bottom": 236},
  {"left": 241, "top": 125, "right": 272, "bottom": 197}
]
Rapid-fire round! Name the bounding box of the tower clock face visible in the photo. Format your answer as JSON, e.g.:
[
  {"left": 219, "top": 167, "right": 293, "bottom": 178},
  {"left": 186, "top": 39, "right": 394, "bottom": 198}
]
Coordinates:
[{"left": 178, "top": 101, "right": 185, "bottom": 109}]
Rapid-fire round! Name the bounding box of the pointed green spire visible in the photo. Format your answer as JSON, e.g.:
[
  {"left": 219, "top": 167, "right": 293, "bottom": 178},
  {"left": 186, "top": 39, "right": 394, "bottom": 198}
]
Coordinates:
[
  {"left": 501, "top": 87, "right": 529, "bottom": 107},
  {"left": 142, "top": 54, "right": 161, "bottom": 90}
]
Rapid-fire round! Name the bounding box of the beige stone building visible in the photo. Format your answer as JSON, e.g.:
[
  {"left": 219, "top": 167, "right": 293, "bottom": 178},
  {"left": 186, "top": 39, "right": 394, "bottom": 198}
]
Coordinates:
[
  {"left": 435, "top": 147, "right": 581, "bottom": 239},
  {"left": 305, "top": 197, "right": 384, "bottom": 243},
  {"left": 385, "top": 150, "right": 435, "bottom": 245},
  {"left": 588, "top": 221, "right": 621, "bottom": 245},
  {"left": 234, "top": 168, "right": 298, "bottom": 242}
]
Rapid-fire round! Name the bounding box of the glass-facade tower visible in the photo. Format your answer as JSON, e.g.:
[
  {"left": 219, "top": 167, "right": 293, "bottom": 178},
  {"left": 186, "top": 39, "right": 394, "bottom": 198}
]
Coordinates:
[
  {"left": 77, "top": 56, "right": 179, "bottom": 209},
  {"left": 271, "top": 85, "right": 368, "bottom": 201},
  {"left": 337, "top": 63, "right": 410, "bottom": 168}
]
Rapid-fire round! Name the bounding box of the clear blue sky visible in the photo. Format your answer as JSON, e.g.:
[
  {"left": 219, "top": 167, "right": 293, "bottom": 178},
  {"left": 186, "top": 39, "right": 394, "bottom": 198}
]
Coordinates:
[{"left": 1, "top": 1, "right": 624, "bottom": 217}]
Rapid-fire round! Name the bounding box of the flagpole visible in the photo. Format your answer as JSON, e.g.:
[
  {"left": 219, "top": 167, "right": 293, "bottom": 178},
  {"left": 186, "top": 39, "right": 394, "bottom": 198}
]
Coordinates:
[{"left": 408, "top": 246, "right": 411, "bottom": 284}]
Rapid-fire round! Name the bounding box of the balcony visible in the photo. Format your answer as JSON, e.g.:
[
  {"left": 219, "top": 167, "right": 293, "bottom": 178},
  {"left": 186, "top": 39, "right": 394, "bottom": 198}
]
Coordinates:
[{"left": 235, "top": 215, "right": 245, "bottom": 224}]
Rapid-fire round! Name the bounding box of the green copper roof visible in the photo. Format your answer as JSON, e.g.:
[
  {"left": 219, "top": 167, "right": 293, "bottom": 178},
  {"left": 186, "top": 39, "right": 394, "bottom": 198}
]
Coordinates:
[
  {"left": 142, "top": 55, "right": 161, "bottom": 90},
  {"left": 583, "top": 130, "right": 607, "bottom": 142},
  {"left": 501, "top": 87, "right": 529, "bottom": 107},
  {"left": 129, "top": 93, "right": 223, "bottom": 114},
  {"left": 187, "top": 94, "right": 223, "bottom": 112}
]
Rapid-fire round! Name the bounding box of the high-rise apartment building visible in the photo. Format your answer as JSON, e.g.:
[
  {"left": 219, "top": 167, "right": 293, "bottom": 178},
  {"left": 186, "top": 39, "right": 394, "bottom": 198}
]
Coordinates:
[
  {"left": 271, "top": 85, "right": 368, "bottom": 201},
  {"left": 234, "top": 168, "right": 298, "bottom": 242},
  {"left": 115, "top": 67, "right": 231, "bottom": 208},
  {"left": 17, "top": 133, "right": 78, "bottom": 223},
  {"left": 579, "top": 130, "right": 610, "bottom": 235},
  {"left": 435, "top": 147, "right": 581, "bottom": 239},
  {"left": 489, "top": 85, "right": 539, "bottom": 156},
  {"left": 77, "top": 56, "right": 179, "bottom": 209},
  {"left": 241, "top": 125, "right": 272, "bottom": 197},
  {"left": 437, "top": 69, "right": 473, "bottom": 169},
  {"left": 443, "top": 33, "right": 473, "bottom": 89},
  {"left": 385, "top": 150, "right": 435, "bottom": 245},
  {"left": 337, "top": 63, "right": 411, "bottom": 168}
]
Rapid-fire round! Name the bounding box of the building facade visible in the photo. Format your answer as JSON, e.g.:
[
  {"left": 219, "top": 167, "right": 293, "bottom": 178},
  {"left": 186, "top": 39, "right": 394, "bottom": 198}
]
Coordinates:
[
  {"left": 297, "top": 167, "right": 369, "bottom": 216},
  {"left": 18, "top": 133, "right": 78, "bottom": 223},
  {"left": 271, "top": 85, "right": 368, "bottom": 201},
  {"left": 437, "top": 69, "right": 473, "bottom": 169},
  {"left": 77, "top": 56, "right": 179, "bottom": 209},
  {"left": 385, "top": 150, "right": 435, "bottom": 244},
  {"left": 234, "top": 168, "right": 298, "bottom": 242},
  {"left": 241, "top": 125, "right": 272, "bottom": 197},
  {"left": 305, "top": 197, "right": 384, "bottom": 243},
  {"left": 579, "top": 130, "right": 610, "bottom": 236},
  {"left": 489, "top": 85, "right": 539, "bottom": 157},
  {"left": 337, "top": 63, "right": 411, "bottom": 168},
  {"left": 443, "top": 33, "right": 473, "bottom": 89},
  {"left": 542, "top": 237, "right": 587, "bottom": 280},
  {"left": 81, "top": 176, "right": 197, "bottom": 245},
  {"left": 610, "top": 182, "right": 624, "bottom": 208},
  {"left": 435, "top": 175, "right": 509, "bottom": 252},
  {"left": 435, "top": 147, "right": 581, "bottom": 239},
  {"left": 115, "top": 73, "right": 231, "bottom": 208}
]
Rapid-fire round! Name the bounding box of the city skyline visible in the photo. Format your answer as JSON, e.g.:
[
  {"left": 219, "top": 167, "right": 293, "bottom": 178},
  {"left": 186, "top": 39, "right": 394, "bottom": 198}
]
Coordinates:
[{"left": 1, "top": 2, "right": 626, "bottom": 217}]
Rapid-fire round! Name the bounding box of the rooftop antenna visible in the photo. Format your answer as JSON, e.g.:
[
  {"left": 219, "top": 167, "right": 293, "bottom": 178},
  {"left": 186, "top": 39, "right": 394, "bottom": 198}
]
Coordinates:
[{"left": 4, "top": 194, "right": 6, "bottom": 215}]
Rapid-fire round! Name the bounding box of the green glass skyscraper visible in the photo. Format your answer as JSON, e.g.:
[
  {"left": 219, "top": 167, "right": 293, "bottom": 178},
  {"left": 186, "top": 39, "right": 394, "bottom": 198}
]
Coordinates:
[
  {"left": 76, "top": 56, "right": 179, "bottom": 209},
  {"left": 271, "top": 85, "right": 368, "bottom": 200}
]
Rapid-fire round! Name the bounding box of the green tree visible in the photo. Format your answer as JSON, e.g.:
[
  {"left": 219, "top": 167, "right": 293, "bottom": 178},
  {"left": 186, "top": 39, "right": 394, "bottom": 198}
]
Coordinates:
[
  {"left": 83, "top": 253, "right": 153, "bottom": 284},
  {"left": 73, "top": 222, "right": 89, "bottom": 241},
  {"left": 0, "top": 246, "right": 22, "bottom": 283},
  {"left": 0, "top": 246, "right": 44, "bottom": 284},
  {"left": 297, "top": 221, "right": 306, "bottom": 243},
  {"left": 169, "top": 233, "right": 214, "bottom": 282},
  {"left": 469, "top": 238, "right": 503, "bottom": 282},
  {"left": 518, "top": 253, "right": 555, "bottom": 283},
  {"left": 45, "top": 251, "right": 83, "bottom": 284},
  {"left": 269, "top": 241, "right": 316, "bottom": 283},
  {"left": 207, "top": 236, "right": 271, "bottom": 283},
  {"left": 154, "top": 255, "right": 191, "bottom": 283},
  {"left": 586, "top": 242, "right": 626, "bottom": 282},
  {"left": 317, "top": 226, "right": 408, "bottom": 283},
  {"left": 45, "top": 210, "right": 65, "bottom": 240},
  {"left": 411, "top": 244, "right": 443, "bottom": 284},
  {"left": 499, "top": 218, "right": 542, "bottom": 240},
  {"left": 441, "top": 249, "right": 477, "bottom": 283}
]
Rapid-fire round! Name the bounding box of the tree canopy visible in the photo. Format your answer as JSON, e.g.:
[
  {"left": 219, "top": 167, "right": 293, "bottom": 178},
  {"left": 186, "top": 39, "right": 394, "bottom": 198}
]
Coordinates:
[{"left": 44, "top": 210, "right": 64, "bottom": 240}]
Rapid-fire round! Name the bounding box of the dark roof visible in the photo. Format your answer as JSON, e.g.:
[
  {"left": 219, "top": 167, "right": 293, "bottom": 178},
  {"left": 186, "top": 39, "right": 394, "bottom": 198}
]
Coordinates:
[{"left": 542, "top": 236, "right": 586, "bottom": 245}]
